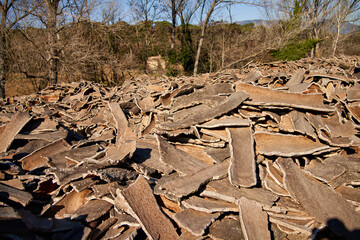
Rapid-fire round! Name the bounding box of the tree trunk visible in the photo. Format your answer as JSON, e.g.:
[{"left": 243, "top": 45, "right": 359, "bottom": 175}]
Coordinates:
[
  {"left": 0, "top": 8, "right": 7, "bottom": 98},
  {"left": 0, "top": 30, "right": 5, "bottom": 98},
  {"left": 171, "top": 7, "right": 176, "bottom": 50},
  {"left": 193, "top": 0, "right": 217, "bottom": 75},
  {"left": 46, "top": 0, "right": 59, "bottom": 85}
]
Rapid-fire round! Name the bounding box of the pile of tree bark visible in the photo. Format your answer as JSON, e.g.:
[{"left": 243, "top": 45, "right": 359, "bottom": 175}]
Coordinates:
[{"left": 0, "top": 56, "right": 360, "bottom": 240}]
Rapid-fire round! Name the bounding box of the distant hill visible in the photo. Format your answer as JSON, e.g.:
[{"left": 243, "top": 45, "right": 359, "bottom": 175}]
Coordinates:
[
  {"left": 235, "top": 19, "right": 271, "bottom": 27},
  {"left": 235, "top": 19, "right": 359, "bottom": 34}
]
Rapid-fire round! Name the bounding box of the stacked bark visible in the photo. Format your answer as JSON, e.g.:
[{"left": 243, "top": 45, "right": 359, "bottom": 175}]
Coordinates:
[{"left": 0, "top": 56, "right": 360, "bottom": 240}]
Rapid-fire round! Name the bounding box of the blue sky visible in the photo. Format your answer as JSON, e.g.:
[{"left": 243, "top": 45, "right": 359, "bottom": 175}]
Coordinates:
[{"left": 216, "top": 4, "right": 265, "bottom": 22}]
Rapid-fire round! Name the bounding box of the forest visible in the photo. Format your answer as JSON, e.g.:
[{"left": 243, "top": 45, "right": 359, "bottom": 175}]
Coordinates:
[{"left": 1, "top": 0, "right": 360, "bottom": 97}]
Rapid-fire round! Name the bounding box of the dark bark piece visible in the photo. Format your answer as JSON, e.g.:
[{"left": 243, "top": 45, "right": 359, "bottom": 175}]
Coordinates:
[
  {"left": 160, "top": 159, "right": 229, "bottom": 199},
  {"left": 112, "top": 226, "right": 140, "bottom": 240},
  {"left": 269, "top": 216, "right": 312, "bottom": 235},
  {"left": 204, "top": 146, "right": 230, "bottom": 163},
  {"left": 208, "top": 218, "right": 244, "bottom": 240},
  {"left": 335, "top": 186, "right": 360, "bottom": 203},
  {"left": 156, "top": 135, "right": 209, "bottom": 176},
  {"left": 347, "top": 102, "right": 360, "bottom": 122},
  {"left": 160, "top": 91, "right": 249, "bottom": 130},
  {"left": 0, "top": 111, "right": 32, "bottom": 153},
  {"left": 289, "top": 111, "right": 316, "bottom": 139},
  {"left": 174, "top": 209, "right": 220, "bottom": 236},
  {"left": 92, "top": 182, "right": 122, "bottom": 198},
  {"left": 111, "top": 211, "right": 140, "bottom": 228},
  {"left": 238, "top": 197, "right": 271, "bottom": 240},
  {"left": 182, "top": 196, "right": 238, "bottom": 213},
  {"left": 201, "top": 178, "right": 278, "bottom": 207},
  {"left": 108, "top": 102, "right": 136, "bottom": 144},
  {"left": 88, "top": 217, "right": 117, "bottom": 240},
  {"left": 329, "top": 171, "right": 360, "bottom": 189},
  {"left": 0, "top": 206, "right": 21, "bottom": 220},
  {"left": 347, "top": 85, "right": 360, "bottom": 102},
  {"left": 236, "top": 83, "right": 333, "bottom": 112},
  {"left": 197, "top": 117, "right": 250, "bottom": 128},
  {"left": 253, "top": 132, "right": 330, "bottom": 157},
  {"left": 94, "top": 167, "right": 138, "bottom": 183},
  {"left": 304, "top": 161, "right": 346, "bottom": 183},
  {"left": 131, "top": 140, "right": 173, "bottom": 175},
  {"left": 172, "top": 83, "right": 234, "bottom": 110},
  {"left": 0, "top": 182, "right": 33, "bottom": 206},
  {"left": 51, "top": 164, "right": 98, "bottom": 186},
  {"left": 105, "top": 140, "right": 137, "bottom": 165},
  {"left": 278, "top": 158, "right": 360, "bottom": 238},
  {"left": 242, "top": 70, "right": 262, "bottom": 83},
  {"left": 20, "top": 138, "right": 71, "bottom": 171},
  {"left": 71, "top": 199, "right": 113, "bottom": 222},
  {"left": 15, "top": 130, "right": 67, "bottom": 142},
  {"left": 18, "top": 209, "right": 53, "bottom": 231},
  {"left": 286, "top": 69, "right": 305, "bottom": 87},
  {"left": 50, "top": 189, "right": 92, "bottom": 218},
  {"left": 173, "top": 104, "right": 212, "bottom": 122},
  {"left": 70, "top": 178, "right": 99, "bottom": 193},
  {"left": 51, "top": 144, "right": 100, "bottom": 169},
  {"left": 227, "top": 127, "right": 257, "bottom": 188},
  {"left": 120, "top": 175, "right": 178, "bottom": 240},
  {"left": 263, "top": 173, "right": 289, "bottom": 197}
]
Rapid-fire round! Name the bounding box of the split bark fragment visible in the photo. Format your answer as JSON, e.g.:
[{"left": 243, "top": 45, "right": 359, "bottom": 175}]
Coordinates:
[
  {"left": 278, "top": 158, "right": 360, "bottom": 238},
  {"left": 173, "top": 209, "right": 220, "bottom": 236},
  {"left": 160, "top": 91, "right": 249, "bottom": 130},
  {"left": 236, "top": 83, "right": 333, "bottom": 112},
  {"left": 160, "top": 159, "right": 229, "bottom": 199},
  {"left": 119, "top": 175, "right": 178, "bottom": 240},
  {"left": 254, "top": 132, "right": 330, "bottom": 157},
  {"left": 0, "top": 111, "right": 32, "bottom": 153},
  {"left": 0, "top": 182, "right": 33, "bottom": 206},
  {"left": 182, "top": 196, "right": 238, "bottom": 213},
  {"left": 227, "top": 127, "right": 257, "bottom": 188},
  {"left": 238, "top": 197, "right": 271, "bottom": 240},
  {"left": 156, "top": 134, "right": 209, "bottom": 176}
]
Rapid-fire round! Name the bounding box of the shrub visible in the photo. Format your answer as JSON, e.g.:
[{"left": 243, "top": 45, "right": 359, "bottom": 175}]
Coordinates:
[{"left": 271, "top": 39, "right": 323, "bottom": 61}]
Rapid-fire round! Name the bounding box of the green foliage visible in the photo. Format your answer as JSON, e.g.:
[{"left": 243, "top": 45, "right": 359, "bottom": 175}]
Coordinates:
[
  {"left": 168, "top": 49, "right": 180, "bottom": 64},
  {"left": 271, "top": 39, "right": 322, "bottom": 61},
  {"left": 166, "top": 65, "right": 180, "bottom": 77}
]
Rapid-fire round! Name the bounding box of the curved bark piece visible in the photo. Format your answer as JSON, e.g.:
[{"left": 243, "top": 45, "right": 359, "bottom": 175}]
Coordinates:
[
  {"left": 238, "top": 197, "right": 271, "bottom": 240},
  {"left": 236, "top": 83, "right": 334, "bottom": 112},
  {"left": 160, "top": 91, "right": 249, "bottom": 130},
  {"left": 120, "top": 175, "right": 178, "bottom": 240},
  {"left": 0, "top": 111, "right": 32, "bottom": 153},
  {"left": 278, "top": 158, "right": 360, "bottom": 239}
]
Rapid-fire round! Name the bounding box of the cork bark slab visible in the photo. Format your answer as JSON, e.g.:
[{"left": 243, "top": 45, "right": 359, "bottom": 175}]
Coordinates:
[
  {"left": 236, "top": 83, "right": 333, "bottom": 112},
  {"left": 0, "top": 182, "right": 33, "bottom": 207},
  {"left": 253, "top": 132, "right": 330, "bottom": 157},
  {"left": 174, "top": 209, "right": 221, "bottom": 236},
  {"left": 120, "top": 175, "right": 178, "bottom": 240},
  {"left": 278, "top": 158, "right": 360, "bottom": 238},
  {"left": 0, "top": 111, "right": 32, "bottom": 153},
  {"left": 238, "top": 197, "right": 271, "bottom": 240},
  {"left": 201, "top": 178, "right": 278, "bottom": 207},
  {"left": 157, "top": 134, "right": 209, "bottom": 176},
  {"left": 182, "top": 196, "right": 239, "bottom": 213},
  {"left": 227, "top": 127, "right": 257, "bottom": 188},
  {"left": 160, "top": 159, "right": 229, "bottom": 199},
  {"left": 20, "top": 138, "right": 71, "bottom": 171},
  {"left": 160, "top": 91, "right": 249, "bottom": 130}
]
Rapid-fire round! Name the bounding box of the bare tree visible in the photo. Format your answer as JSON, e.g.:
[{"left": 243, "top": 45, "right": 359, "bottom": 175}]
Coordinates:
[
  {"left": 0, "top": 0, "right": 39, "bottom": 97},
  {"left": 162, "top": 0, "right": 185, "bottom": 49},
  {"left": 331, "top": 0, "right": 360, "bottom": 56},
  {"left": 193, "top": 0, "right": 260, "bottom": 75},
  {"left": 129, "top": 0, "right": 160, "bottom": 23}
]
